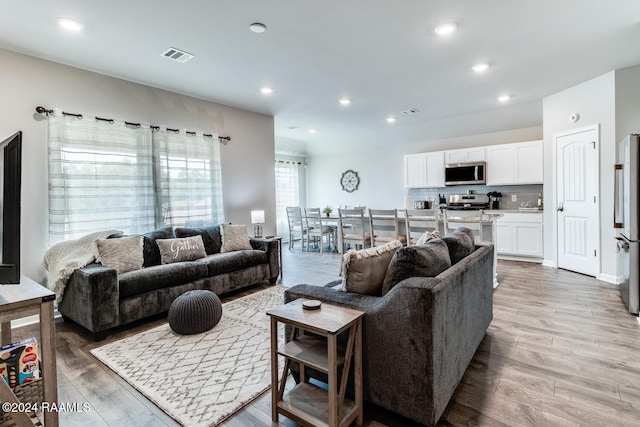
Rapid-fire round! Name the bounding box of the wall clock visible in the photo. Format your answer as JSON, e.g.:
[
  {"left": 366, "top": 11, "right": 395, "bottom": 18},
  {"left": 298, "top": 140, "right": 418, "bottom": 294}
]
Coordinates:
[{"left": 340, "top": 169, "right": 360, "bottom": 192}]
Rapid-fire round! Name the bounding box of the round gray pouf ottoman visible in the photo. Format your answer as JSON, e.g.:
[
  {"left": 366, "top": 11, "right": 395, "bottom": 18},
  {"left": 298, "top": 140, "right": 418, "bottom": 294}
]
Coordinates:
[{"left": 168, "top": 290, "right": 222, "bottom": 335}]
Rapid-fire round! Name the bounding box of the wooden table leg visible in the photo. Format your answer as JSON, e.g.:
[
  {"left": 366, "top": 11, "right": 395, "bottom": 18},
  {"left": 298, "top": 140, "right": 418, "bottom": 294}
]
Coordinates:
[
  {"left": 355, "top": 320, "right": 363, "bottom": 425},
  {"left": 270, "top": 317, "right": 279, "bottom": 422},
  {"left": 328, "top": 333, "right": 338, "bottom": 427},
  {"left": 1, "top": 321, "right": 11, "bottom": 346},
  {"left": 40, "top": 300, "right": 58, "bottom": 427}
]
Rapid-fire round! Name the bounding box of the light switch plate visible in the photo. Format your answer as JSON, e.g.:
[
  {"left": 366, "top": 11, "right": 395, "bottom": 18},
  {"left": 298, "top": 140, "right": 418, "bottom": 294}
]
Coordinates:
[{"left": 511, "top": 194, "right": 517, "bottom": 202}]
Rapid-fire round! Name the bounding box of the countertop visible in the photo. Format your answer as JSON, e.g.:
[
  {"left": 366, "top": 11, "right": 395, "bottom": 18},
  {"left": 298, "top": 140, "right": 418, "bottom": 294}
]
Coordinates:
[{"left": 485, "top": 209, "right": 543, "bottom": 214}]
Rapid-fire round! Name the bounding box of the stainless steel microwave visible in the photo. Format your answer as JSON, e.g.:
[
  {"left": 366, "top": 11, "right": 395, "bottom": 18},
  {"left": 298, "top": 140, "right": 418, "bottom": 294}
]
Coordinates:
[{"left": 444, "top": 162, "right": 486, "bottom": 186}]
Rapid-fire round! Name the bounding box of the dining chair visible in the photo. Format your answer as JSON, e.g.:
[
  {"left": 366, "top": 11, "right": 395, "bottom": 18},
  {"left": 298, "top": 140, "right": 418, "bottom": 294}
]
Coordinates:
[
  {"left": 404, "top": 209, "right": 439, "bottom": 245},
  {"left": 369, "top": 209, "right": 406, "bottom": 247},
  {"left": 442, "top": 209, "right": 484, "bottom": 243},
  {"left": 338, "top": 208, "right": 371, "bottom": 253},
  {"left": 304, "top": 207, "right": 334, "bottom": 253},
  {"left": 286, "top": 207, "right": 307, "bottom": 250}
]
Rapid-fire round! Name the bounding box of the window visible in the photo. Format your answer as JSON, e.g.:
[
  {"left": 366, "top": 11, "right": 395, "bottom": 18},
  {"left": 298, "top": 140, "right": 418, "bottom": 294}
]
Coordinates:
[
  {"left": 275, "top": 161, "right": 300, "bottom": 239},
  {"left": 48, "top": 114, "right": 224, "bottom": 243}
]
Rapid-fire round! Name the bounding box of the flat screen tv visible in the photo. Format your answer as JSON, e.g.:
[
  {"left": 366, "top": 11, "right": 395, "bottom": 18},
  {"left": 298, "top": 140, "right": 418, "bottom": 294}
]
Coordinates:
[{"left": 0, "top": 131, "right": 21, "bottom": 284}]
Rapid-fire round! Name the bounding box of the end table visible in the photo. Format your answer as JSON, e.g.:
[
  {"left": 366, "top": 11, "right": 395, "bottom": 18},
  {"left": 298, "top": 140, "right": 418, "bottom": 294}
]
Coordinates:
[{"left": 267, "top": 299, "right": 364, "bottom": 427}]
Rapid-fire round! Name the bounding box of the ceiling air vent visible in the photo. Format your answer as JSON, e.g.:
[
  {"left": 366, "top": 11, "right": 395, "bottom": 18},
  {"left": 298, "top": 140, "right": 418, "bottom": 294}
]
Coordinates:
[
  {"left": 161, "top": 47, "right": 194, "bottom": 63},
  {"left": 401, "top": 108, "right": 420, "bottom": 116}
]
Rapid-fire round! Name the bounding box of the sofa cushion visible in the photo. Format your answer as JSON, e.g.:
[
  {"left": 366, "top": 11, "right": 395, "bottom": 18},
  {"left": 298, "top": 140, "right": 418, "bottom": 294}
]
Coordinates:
[
  {"left": 156, "top": 235, "right": 207, "bottom": 264},
  {"left": 196, "top": 250, "right": 268, "bottom": 276},
  {"left": 340, "top": 240, "right": 403, "bottom": 296},
  {"left": 96, "top": 235, "right": 143, "bottom": 274},
  {"left": 382, "top": 239, "right": 451, "bottom": 295},
  {"left": 118, "top": 261, "right": 208, "bottom": 299},
  {"left": 174, "top": 225, "right": 223, "bottom": 255},
  {"left": 220, "top": 224, "right": 253, "bottom": 253},
  {"left": 142, "top": 227, "right": 175, "bottom": 267},
  {"left": 442, "top": 227, "right": 475, "bottom": 264}
]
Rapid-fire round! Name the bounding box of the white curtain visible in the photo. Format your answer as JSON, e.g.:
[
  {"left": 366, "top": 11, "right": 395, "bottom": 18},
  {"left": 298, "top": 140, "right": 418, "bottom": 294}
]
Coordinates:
[
  {"left": 48, "top": 112, "right": 155, "bottom": 244},
  {"left": 152, "top": 128, "right": 224, "bottom": 227},
  {"left": 275, "top": 161, "right": 300, "bottom": 239}
]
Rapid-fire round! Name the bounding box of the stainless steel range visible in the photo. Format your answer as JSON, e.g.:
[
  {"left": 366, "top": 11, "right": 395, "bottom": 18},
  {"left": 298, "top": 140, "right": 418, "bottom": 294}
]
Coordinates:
[{"left": 447, "top": 194, "right": 490, "bottom": 210}]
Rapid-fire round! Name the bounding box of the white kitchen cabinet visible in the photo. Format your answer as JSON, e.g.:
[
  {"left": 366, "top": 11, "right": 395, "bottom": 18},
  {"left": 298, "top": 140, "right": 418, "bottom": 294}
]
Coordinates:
[
  {"left": 404, "top": 151, "right": 445, "bottom": 188},
  {"left": 486, "top": 140, "right": 543, "bottom": 185},
  {"left": 495, "top": 212, "right": 543, "bottom": 261},
  {"left": 404, "top": 153, "right": 426, "bottom": 188},
  {"left": 445, "top": 147, "right": 485, "bottom": 164}
]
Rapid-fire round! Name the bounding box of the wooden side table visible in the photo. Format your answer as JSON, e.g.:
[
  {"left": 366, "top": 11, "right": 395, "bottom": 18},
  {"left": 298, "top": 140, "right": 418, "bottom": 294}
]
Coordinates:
[
  {"left": 267, "top": 299, "right": 364, "bottom": 427},
  {"left": 0, "top": 276, "right": 58, "bottom": 426}
]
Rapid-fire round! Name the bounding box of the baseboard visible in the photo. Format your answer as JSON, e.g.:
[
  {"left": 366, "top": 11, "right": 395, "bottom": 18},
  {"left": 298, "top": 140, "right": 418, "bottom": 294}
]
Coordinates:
[
  {"left": 598, "top": 273, "right": 622, "bottom": 284},
  {"left": 542, "top": 259, "right": 555, "bottom": 268},
  {"left": 497, "top": 255, "right": 542, "bottom": 263}
]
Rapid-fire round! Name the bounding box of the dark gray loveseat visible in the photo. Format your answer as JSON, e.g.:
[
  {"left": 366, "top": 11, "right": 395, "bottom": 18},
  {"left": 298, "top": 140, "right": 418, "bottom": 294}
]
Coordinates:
[
  {"left": 59, "top": 225, "right": 279, "bottom": 339},
  {"left": 284, "top": 232, "right": 494, "bottom": 426}
]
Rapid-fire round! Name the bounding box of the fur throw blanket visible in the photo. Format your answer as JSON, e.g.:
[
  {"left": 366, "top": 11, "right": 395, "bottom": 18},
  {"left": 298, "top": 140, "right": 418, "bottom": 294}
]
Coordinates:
[{"left": 43, "top": 230, "right": 122, "bottom": 304}]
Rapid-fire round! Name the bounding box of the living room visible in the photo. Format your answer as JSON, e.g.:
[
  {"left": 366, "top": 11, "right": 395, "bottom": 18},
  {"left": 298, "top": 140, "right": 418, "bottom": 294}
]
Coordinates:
[{"left": 1, "top": 1, "right": 640, "bottom": 426}]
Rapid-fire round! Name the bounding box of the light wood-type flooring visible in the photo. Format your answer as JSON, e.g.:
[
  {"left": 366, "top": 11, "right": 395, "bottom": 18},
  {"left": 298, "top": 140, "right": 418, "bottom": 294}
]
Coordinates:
[{"left": 4, "top": 243, "right": 640, "bottom": 426}]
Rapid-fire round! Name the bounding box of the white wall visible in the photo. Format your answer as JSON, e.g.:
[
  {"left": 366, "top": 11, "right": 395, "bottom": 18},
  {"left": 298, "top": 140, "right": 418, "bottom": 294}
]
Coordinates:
[
  {"left": 0, "top": 48, "right": 276, "bottom": 283},
  {"left": 305, "top": 126, "right": 542, "bottom": 211},
  {"left": 542, "top": 70, "right": 628, "bottom": 282}
]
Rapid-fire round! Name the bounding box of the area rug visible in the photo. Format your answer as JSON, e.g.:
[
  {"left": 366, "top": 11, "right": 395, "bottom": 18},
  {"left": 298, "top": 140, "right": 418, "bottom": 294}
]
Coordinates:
[{"left": 90, "top": 286, "right": 286, "bottom": 426}]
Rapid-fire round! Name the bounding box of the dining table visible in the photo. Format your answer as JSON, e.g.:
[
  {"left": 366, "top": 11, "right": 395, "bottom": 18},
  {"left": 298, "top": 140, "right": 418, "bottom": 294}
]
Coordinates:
[{"left": 317, "top": 209, "right": 502, "bottom": 287}]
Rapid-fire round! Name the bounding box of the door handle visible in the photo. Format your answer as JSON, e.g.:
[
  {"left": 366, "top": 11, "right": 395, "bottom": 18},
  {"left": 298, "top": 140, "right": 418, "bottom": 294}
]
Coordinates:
[{"left": 556, "top": 203, "right": 564, "bottom": 212}]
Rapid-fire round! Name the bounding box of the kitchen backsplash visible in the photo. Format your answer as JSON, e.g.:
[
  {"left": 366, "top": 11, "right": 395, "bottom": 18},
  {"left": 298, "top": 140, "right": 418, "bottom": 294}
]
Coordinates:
[{"left": 407, "top": 184, "right": 544, "bottom": 210}]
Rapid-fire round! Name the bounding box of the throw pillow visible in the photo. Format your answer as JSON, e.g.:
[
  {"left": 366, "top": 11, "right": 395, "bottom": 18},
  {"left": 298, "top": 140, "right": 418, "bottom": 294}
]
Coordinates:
[
  {"left": 142, "top": 227, "right": 175, "bottom": 267},
  {"left": 174, "top": 225, "right": 222, "bottom": 254},
  {"left": 156, "top": 235, "right": 207, "bottom": 264},
  {"left": 96, "top": 235, "right": 144, "bottom": 274},
  {"left": 442, "top": 227, "right": 475, "bottom": 264},
  {"left": 340, "top": 240, "right": 403, "bottom": 296},
  {"left": 415, "top": 230, "right": 440, "bottom": 245},
  {"left": 220, "top": 224, "right": 253, "bottom": 253},
  {"left": 381, "top": 239, "right": 451, "bottom": 295}
]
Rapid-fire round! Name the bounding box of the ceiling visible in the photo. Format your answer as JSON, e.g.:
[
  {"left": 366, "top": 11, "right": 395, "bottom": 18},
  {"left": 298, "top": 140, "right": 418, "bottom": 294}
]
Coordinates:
[{"left": 1, "top": 1, "right": 640, "bottom": 155}]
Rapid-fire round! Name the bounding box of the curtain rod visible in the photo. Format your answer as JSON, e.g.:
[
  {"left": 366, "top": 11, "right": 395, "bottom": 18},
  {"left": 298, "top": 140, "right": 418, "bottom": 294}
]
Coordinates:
[{"left": 35, "top": 106, "right": 231, "bottom": 143}]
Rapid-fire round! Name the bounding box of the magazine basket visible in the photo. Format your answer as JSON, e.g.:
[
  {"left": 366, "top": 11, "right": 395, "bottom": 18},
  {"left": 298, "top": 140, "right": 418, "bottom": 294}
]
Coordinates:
[{"left": 0, "top": 378, "right": 44, "bottom": 424}]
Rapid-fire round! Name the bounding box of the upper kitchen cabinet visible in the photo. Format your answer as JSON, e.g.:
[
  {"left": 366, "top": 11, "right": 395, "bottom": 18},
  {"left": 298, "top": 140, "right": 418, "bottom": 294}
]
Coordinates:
[
  {"left": 486, "top": 140, "right": 543, "bottom": 185},
  {"left": 445, "top": 147, "right": 485, "bottom": 164},
  {"left": 404, "top": 151, "right": 445, "bottom": 188}
]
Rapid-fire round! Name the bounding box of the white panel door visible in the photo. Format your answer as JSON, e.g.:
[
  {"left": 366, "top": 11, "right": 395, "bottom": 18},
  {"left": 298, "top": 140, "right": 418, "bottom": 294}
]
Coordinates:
[{"left": 556, "top": 127, "right": 599, "bottom": 276}]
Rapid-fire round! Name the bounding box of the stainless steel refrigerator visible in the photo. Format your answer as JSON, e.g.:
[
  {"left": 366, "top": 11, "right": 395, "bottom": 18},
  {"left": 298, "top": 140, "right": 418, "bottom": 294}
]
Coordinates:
[{"left": 615, "top": 134, "right": 639, "bottom": 314}]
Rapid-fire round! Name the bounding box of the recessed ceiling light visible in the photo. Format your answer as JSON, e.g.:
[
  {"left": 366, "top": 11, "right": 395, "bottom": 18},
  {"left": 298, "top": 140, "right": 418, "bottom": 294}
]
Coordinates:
[
  {"left": 260, "top": 87, "right": 273, "bottom": 94},
  {"left": 386, "top": 117, "right": 397, "bottom": 123},
  {"left": 58, "top": 17, "right": 83, "bottom": 32},
  {"left": 434, "top": 23, "right": 457, "bottom": 36},
  {"left": 338, "top": 98, "right": 351, "bottom": 106},
  {"left": 497, "top": 95, "right": 511, "bottom": 102},
  {"left": 250, "top": 23, "right": 267, "bottom": 33},
  {"left": 309, "top": 129, "right": 317, "bottom": 134},
  {"left": 472, "top": 63, "right": 489, "bottom": 73},
  {"left": 287, "top": 126, "right": 302, "bottom": 130}
]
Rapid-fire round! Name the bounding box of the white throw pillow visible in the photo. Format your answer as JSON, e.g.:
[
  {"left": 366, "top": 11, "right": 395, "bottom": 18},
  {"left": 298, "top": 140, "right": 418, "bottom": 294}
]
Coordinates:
[
  {"left": 220, "top": 224, "right": 253, "bottom": 253},
  {"left": 96, "top": 235, "right": 143, "bottom": 274},
  {"left": 340, "top": 240, "right": 403, "bottom": 295},
  {"left": 416, "top": 230, "right": 440, "bottom": 246}
]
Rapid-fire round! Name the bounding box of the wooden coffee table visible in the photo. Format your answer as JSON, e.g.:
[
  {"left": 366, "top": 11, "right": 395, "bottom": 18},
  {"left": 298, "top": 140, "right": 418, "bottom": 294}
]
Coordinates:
[{"left": 267, "top": 299, "right": 364, "bottom": 427}]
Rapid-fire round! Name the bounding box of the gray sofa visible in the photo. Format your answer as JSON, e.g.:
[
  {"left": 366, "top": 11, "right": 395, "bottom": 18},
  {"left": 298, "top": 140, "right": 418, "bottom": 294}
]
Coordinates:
[
  {"left": 284, "top": 231, "right": 494, "bottom": 426},
  {"left": 58, "top": 225, "right": 279, "bottom": 340}
]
